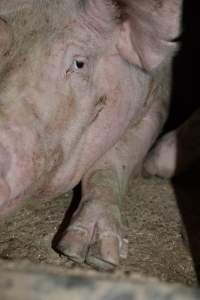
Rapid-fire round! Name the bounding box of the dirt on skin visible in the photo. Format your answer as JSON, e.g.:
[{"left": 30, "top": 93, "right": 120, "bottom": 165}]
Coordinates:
[{"left": 0, "top": 172, "right": 199, "bottom": 287}]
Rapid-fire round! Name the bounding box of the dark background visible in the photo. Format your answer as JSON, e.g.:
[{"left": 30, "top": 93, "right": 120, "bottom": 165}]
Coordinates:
[
  {"left": 165, "top": 0, "right": 199, "bottom": 131},
  {"left": 166, "top": 0, "right": 200, "bottom": 283}
]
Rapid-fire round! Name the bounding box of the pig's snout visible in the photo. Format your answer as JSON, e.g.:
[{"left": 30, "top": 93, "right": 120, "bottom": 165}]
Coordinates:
[{"left": 0, "top": 18, "right": 13, "bottom": 56}]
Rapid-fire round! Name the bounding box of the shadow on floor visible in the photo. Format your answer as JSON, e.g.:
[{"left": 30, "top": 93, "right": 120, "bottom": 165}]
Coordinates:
[
  {"left": 52, "top": 183, "right": 82, "bottom": 253},
  {"left": 172, "top": 171, "right": 200, "bottom": 284}
]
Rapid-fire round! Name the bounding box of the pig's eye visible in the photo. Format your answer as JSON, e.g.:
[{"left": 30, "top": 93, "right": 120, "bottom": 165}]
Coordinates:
[
  {"left": 72, "top": 59, "right": 85, "bottom": 71},
  {"left": 66, "top": 56, "right": 87, "bottom": 76},
  {"left": 74, "top": 60, "right": 85, "bottom": 69}
]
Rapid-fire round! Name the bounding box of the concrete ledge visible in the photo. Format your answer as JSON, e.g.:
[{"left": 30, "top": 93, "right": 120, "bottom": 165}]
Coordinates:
[{"left": 0, "top": 260, "right": 199, "bottom": 300}]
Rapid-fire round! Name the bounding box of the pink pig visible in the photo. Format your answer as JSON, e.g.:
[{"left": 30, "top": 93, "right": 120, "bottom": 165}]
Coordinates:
[{"left": 0, "top": 0, "right": 182, "bottom": 270}]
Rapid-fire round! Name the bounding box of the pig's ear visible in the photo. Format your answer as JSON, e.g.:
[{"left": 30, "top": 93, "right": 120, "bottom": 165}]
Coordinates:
[{"left": 116, "top": 0, "right": 182, "bottom": 71}]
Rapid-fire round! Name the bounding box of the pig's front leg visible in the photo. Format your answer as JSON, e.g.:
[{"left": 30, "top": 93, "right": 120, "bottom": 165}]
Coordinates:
[
  {"left": 57, "top": 162, "right": 128, "bottom": 271},
  {"left": 56, "top": 97, "right": 167, "bottom": 270},
  {"left": 144, "top": 108, "right": 200, "bottom": 178}
]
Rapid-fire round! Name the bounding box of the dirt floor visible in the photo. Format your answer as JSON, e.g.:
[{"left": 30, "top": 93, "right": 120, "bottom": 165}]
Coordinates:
[{"left": 0, "top": 172, "right": 199, "bottom": 287}]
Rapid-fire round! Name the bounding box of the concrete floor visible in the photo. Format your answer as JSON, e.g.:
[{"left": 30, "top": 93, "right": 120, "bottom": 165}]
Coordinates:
[{"left": 0, "top": 173, "right": 199, "bottom": 287}]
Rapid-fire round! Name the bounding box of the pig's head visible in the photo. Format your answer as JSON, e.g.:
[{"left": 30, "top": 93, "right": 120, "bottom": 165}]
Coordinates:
[
  {"left": 0, "top": 0, "right": 182, "bottom": 126},
  {"left": 0, "top": 0, "right": 182, "bottom": 203}
]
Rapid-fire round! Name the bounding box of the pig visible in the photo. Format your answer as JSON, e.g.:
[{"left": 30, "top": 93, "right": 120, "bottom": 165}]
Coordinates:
[
  {"left": 144, "top": 108, "right": 200, "bottom": 179},
  {"left": 0, "top": 0, "right": 182, "bottom": 270}
]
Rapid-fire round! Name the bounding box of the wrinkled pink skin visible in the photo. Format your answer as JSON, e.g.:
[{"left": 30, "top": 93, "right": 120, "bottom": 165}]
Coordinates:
[{"left": 0, "top": 0, "right": 182, "bottom": 269}]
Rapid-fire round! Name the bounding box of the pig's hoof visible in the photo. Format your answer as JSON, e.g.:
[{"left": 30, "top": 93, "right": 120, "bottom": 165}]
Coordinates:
[
  {"left": 56, "top": 200, "right": 128, "bottom": 270},
  {"left": 86, "top": 231, "right": 128, "bottom": 271},
  {"left": 57, "top": 226, "right": 90, "bottom": 264}
]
